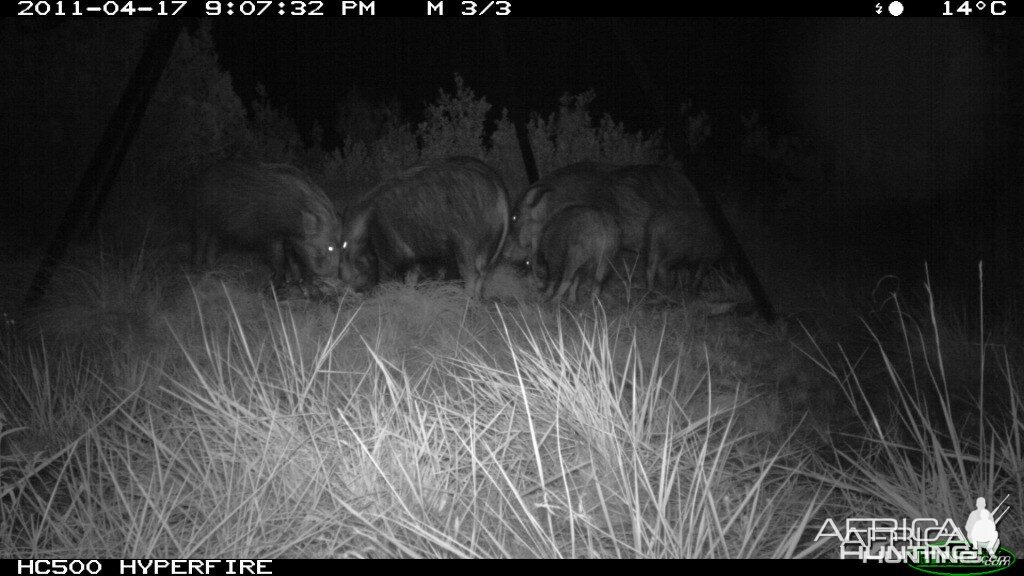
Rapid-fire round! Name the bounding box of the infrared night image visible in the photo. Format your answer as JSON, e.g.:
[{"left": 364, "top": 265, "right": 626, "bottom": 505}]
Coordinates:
[{"left": 0, "top": 16, "right": 1021, "bottom": 559}]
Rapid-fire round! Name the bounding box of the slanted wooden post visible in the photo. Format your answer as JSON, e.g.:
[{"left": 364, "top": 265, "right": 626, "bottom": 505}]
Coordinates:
[
  {"left": 488, "top": 20, "right": 540, "bottom": 188},
  {"left": 24, "top": 19, "right": 189, "bottom": 308},
  {"left": 612, "top": 20, "right": 776, "bottom": 324}
]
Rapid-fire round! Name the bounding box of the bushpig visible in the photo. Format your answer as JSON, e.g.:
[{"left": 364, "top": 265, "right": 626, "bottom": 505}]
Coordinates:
[
  {"left": 601, "top": 164, "right": 704, "bottom": 255},
  {"left": 530, "top": 205, "right": 621, "bottom": 304},
  {"left": 339, "top": 156, "right": 509, "bottom": 299},
  {"left": 644, "top": 207, "right": 725, "bottom": 293},
  {"left": 506, "top": 162, "right": 617, "bottom": 264},
  {"left": 192, "top": 159, "right": 342, "bottom": 287}
]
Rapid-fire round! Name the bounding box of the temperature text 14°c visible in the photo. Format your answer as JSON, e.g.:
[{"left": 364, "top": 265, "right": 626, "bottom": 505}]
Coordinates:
[{"left": 943, "top": 0, "right": 1007, "bottom": 15}]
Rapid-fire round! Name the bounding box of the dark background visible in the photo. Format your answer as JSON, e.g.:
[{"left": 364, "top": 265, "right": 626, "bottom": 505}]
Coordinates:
[
  {"left": 2, "top": 17, "right": 1023, "bottom": 310},
  {"left": 210, "top": 18, "right": 1021, "bottom": 195},
  {"left": 199, "top": 17, "right": 1024, "bottom": 301},
  {"left": 214, "top": 18, "right": 788, "bottom": 147}
]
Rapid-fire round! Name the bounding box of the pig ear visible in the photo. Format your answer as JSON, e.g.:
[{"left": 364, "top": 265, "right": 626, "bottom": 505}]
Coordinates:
[
  {"left": 523, "top": 185, "right": 542, "bottom": 210},
  {"left": 347, "top": 207, "right": 371, "bottom": 238},
  {"left": 529, "top": 194, "right": 549, "bottom": 218},
  {"left": 300, "top": 211, "right": 322, "bottom": 235}
]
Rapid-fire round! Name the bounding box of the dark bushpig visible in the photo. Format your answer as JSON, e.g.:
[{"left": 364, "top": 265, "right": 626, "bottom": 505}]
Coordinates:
[
  {"left": 644, "top": 207, "right": 725, "bottom": 293},
  {"left": 505, "top": 162, "right": 617, "bottom": 264},
  {"left": 530, "top": 205, "right": 621, "bottom": 304},
  {"left": 192, "top": 159, "right": 342, "bottom": 287},
  {"left": 600, "top": 164, "right": 704, "bottom": 256},
  {"left": 339, "top": 156, "right": 509, "bottom": 299}
]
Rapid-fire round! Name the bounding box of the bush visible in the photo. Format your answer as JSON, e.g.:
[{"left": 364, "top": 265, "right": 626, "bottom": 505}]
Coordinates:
[{"left": 323, "top": 79, "right": 669, "bottom": 209}]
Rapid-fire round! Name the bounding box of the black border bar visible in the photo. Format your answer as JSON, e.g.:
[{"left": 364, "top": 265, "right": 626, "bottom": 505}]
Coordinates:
[{"left": 8, "top": 1, "right": 1016, "bottom": 17}]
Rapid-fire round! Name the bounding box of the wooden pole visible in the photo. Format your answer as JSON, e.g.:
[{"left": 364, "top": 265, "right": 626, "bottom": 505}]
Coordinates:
[
  {"left": 488, "top": 20, "right": 540, "bottom": 188},
  {"left": 24, "top": 19, "right": 189, "bottom": 308},
  {"left": 612, "top": 20, "right": 776, "bottom": 323}
]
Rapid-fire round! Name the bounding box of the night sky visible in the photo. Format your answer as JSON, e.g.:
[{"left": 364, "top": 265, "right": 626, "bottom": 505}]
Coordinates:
[{"left": 210, "top": 18, "right": 787, "bottom": 143}]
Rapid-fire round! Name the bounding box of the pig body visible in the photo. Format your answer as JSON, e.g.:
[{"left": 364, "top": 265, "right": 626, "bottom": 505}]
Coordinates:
[
  {"left": 192, "top": 159, "right": 342, "bottom": 286},
  {"left": 340, "top": 156, "right": 509, "bottom": 298}
]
